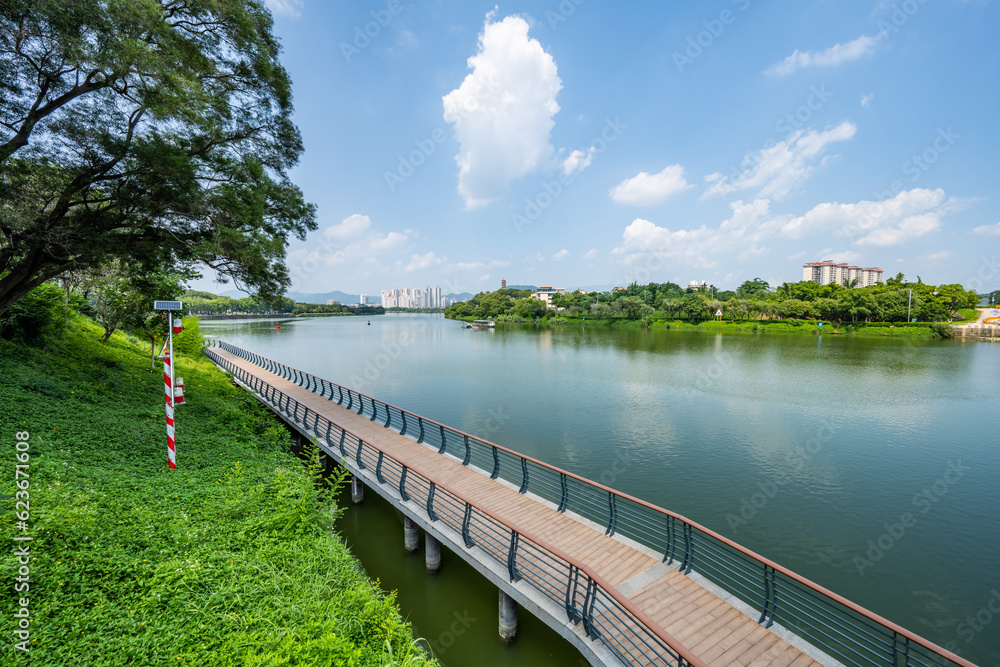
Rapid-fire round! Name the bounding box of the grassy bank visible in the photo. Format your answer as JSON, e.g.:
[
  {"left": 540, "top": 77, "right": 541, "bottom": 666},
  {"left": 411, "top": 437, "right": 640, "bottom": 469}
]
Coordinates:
[
  {"left": 0, "top": 315, "right": 434, "bottom": 666},
  {"left": 450, "top": 313, "right": 943, "bottom": 337}
]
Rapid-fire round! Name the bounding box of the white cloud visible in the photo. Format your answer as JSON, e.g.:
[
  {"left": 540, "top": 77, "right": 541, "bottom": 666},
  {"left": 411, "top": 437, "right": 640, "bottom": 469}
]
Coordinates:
[
  {"left": 920, "top": 250, "right": 953, "bottom": 261},
  {"left": 478, "top": 273, "right": 491, "bottom": 282},
  {"left": 781, "top": 188, "right": 949, "bottom": 246},
  {"left": 404, "top": 252, "right": 446, "bottom": 272},
  {"left": 443, "top": 14, "right": 562, "bottom": 209},
  {"left": 582, "top": 248, "right": 598, "bottom": 260},
  {"left": 703, "top": 122, "right": 856, "bottom": 201},
  {"left": 610, "top": 165, "right": 691, "bottom": 206},
  {"left": 265, "top": 0, "right": 303, "bottom": 18},
  {"left": 787, "top": 251, "right": 806, "bottom": 260},
  {"left": 973, "top": 222, "right": 1000, "bottom": 236},
  {"left": 561, "top": 147, "right": 595, "bottom": 176},
  {"left": 860, "top": 93, "right": 875, "bottom": 108},
  {"left": 552, "top": 249, "right": 569, "bottom": 261},
  {"left": 765, "top": 33, "right": 885, "bottom": 77},
  {"left": 612, "top": 199, "right": 774, "bottom": 270},
  {"left": 323, "top": 213, "right": 372, "bottom": 240},
  {"left": 450, "top": 259, "right": 510, "bottom": 271}
]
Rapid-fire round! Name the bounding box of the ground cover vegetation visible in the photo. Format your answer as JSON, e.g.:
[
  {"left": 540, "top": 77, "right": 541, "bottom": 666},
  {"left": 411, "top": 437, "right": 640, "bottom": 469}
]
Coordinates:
[
  {"left": 444, "top": 276, "right": 979, "bottom": 338},
  {"left": 0, "top": 290, "right": 434, "bottom": 666}
]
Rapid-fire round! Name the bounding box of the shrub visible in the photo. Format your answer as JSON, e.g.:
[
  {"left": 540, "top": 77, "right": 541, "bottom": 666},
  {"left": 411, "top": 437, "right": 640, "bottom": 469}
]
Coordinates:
[{"left": 0, "top": 282, "right": 66, "bottom": 344}]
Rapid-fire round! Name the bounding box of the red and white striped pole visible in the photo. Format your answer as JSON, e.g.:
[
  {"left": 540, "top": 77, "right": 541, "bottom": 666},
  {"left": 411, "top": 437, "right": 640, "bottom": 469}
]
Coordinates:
[{"left": 165, "top": 312, "right": 176, "bottom": 469}]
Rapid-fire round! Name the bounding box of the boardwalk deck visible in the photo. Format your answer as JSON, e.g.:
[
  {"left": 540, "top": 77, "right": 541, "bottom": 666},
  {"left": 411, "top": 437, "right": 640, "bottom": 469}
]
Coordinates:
[{"left": 210, "top": 347, "right": 824, "bottom": 667}]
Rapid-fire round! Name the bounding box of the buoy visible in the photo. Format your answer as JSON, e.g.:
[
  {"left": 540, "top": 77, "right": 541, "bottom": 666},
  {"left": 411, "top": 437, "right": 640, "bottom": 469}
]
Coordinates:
[{"left": 276, "top": 324, "right": 280, "bottom": 331}]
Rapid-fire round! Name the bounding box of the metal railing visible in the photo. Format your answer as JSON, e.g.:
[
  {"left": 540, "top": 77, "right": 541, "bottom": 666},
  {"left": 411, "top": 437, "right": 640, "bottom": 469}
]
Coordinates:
[
  {"left": 205, "top": 341, "right": 977, "bottom": 667},
  {"left": 204, "top": 344, "right": 704, "bottom": 667}
]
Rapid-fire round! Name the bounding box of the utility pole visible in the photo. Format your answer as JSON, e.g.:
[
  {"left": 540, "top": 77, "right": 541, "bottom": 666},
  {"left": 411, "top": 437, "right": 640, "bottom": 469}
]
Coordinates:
[{"left": 155, "top": 300, "right": 183, "bottom": 469}]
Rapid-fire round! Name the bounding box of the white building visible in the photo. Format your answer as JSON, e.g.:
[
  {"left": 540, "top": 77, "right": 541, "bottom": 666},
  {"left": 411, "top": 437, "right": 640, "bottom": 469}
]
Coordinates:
[
  {"left": 530, "top": 286, "right": 566, "bottom": 308},
  {"left": 802, "top": 261, "right": 883, "bottom": 287}
]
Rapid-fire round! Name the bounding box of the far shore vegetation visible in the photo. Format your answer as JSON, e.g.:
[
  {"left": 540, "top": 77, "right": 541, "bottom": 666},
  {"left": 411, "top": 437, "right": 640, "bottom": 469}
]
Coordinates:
[
  {"left": 445, "top": 276, "right": 992, "bottom": 339},
  {"left": 182, "top": 290, "right": 385, "bottom": 317}
]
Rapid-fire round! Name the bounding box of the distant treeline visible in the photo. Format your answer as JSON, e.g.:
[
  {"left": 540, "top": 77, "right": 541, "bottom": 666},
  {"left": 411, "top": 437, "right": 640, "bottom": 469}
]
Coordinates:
[
  {"left": 183, "top": 290, "right": 384, "bottom": 316},
  {"left": 445, "top": 277, "right": 983, "bottom": 324}
]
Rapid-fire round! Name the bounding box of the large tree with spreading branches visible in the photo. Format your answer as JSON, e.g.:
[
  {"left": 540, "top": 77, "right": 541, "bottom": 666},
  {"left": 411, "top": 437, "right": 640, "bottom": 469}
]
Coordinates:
[{"left": 0, "top": 0, "right": 316, "bottom": 316}]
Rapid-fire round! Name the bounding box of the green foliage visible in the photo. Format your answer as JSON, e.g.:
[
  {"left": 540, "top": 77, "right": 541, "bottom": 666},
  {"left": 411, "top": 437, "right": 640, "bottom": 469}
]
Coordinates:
[
  {"left": 0, "top": 318, "right": 434, "bottom": 666},
  {"left": 930, "top": 322, "right": 956, "bottom": 339},
  {"left": 0, "top": 1, "right": 317, "bottom": 316},
  {"left": 172, "top": 316, "right": 205, "bottom": 356},
  {"left": 0, "top": 282, "right": 65, "bottom": 343}
]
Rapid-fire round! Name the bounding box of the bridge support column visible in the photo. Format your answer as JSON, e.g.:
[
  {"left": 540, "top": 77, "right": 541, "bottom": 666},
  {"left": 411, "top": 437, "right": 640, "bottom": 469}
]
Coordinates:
[
  {"left": 351, "top": 475, "right": 364, "bottom": 504},
  {"left": 499, "top": 589, "right": 517, "bottom": 642},
  {"left": 425, "top": 533, "right": 441, "bottom": 573},
  {"left": 403, "top": 515, "right": 419, "bottom": 553}
]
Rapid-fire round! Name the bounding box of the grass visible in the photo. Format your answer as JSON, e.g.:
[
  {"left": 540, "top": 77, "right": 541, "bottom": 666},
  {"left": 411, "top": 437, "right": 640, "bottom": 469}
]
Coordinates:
[{"left": 0, "top": 314, "right": 435, "bottom": 666}]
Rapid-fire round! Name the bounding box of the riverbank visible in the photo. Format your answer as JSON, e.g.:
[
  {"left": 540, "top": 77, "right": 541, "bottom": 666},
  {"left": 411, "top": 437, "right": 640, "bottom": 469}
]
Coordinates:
[
  {"left": 0, "top": 315, "right": 434, "bottom": 666},
  {"left": 447, "top": 313, "right": 947, "bottom": 337}
]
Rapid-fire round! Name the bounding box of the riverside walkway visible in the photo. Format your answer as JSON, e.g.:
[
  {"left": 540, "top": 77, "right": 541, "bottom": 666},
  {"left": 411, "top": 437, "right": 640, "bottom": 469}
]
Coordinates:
[{"left": 204, "top": 341, "right": 975, "bottom": 667}]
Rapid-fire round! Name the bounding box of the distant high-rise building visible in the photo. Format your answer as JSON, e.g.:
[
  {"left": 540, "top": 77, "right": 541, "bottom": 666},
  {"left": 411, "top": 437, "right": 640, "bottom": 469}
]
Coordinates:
[
  {"left": 359, "top": 293, "right": 367, "bottom": 306},
  {"left": 433, "top": 285, "right": 442, "bottom": 308},
  {"left": 802, "top": 260, "right": 883, "bottom": 287}
]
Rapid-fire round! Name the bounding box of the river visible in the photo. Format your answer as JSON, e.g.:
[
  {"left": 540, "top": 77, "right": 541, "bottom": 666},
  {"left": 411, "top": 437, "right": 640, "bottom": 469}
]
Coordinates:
[{"left": 201, "top": 313, "right": 1000, "bottom": 666}]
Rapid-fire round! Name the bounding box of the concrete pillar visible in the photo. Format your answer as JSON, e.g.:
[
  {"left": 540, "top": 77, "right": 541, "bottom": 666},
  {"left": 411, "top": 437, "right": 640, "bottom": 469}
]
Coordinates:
[
  {"left": 499, "top": 589, "right": 517, "bottom": 642},
  {"left": 351, "top": 475, "right": 364, "bottom": 504},
  {"left": 403, "top": 515, "right": 419, "bottom": 553},
  {"left": 425, "top": 532, "right": 441, "bottom": 573}
]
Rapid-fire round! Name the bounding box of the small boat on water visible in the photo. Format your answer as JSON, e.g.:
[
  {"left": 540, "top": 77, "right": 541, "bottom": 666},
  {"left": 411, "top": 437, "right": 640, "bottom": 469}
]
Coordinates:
[{"left": 468, "top": 319, "right": 495, "bottom": 329}]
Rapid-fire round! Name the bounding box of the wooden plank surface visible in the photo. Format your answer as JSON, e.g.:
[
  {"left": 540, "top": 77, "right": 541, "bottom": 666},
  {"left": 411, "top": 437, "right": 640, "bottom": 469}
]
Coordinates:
[{"left": 211, "top": 348, "right": 825, "bottom": 667}]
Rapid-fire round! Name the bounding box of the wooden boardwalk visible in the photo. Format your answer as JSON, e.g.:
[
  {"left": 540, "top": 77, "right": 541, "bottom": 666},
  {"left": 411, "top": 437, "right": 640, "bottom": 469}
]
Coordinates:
[{"left": 211, "top": 347, "right": 823, "bottom": 667}]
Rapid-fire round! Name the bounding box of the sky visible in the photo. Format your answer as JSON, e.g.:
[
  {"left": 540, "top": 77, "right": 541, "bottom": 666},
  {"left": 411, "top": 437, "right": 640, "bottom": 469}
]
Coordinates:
[{"left": 190, "top": 0, "right": 1000, "bottom": 298}]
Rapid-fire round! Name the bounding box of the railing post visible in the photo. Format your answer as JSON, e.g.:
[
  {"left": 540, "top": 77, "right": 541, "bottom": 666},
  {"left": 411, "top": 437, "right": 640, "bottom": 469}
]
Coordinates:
[
  {"left": 491, "top": 446, "right": 500, "bottom": 480},
  {"left": 355, "top": 438, "right": 365, "bottom": 470},
  {"left": 356, "top": 394, "right": 364, "bottom": 415},
  {"left": 375, "top": 451, "right": 386, "bottom": 483},
  {"left": 370, "top": 400, "right": 379, "bottom": 422},
  {"left": 383, "top": 405, "right": 392, "bottom": 428},
  {"left": 606, "top": 491, "right": 618, "bottom": 537},
  {"left": 758, "top": 565, "right": 778, "bottom": 628},
  {"left": 558, "top": 473, "right": 569, "bottom": 513},
  {"left": 462, "top": 435, "right": 471, "bottom": 466},
  {"left": 345, "top": 390, "right": 353, "bottom": 411},
  {"left": 581, "top": 578, "right": 599, "bottom": 639},
  {"left": 337, "top": 385, "right": 344, "bottom": 405},
  {"left": 519, "top": 458, "right": 529, "bottom": 494},
  {"left": 417, "top": 416, "right": 425, "bottom": 443},
  {"left": 338, "top": 430, "right": 346, "bottom": 456},
  {"left": 400, "top": 412, "right": 408, "bottom": 436},
  {"left": 399, "top": 465, "right": 410, "bottom": 501},
  {"left": 438, "top": 425, "right": 447, "bottom": 454},
  {"left": 506, "top": 529, "right": 520, "bottom": 582},
  {"left": 461, "top": 503, "right": 475, "bottom": 548},
  {"left": 427, "top": 482, "right": 438, "bottom": 522}
]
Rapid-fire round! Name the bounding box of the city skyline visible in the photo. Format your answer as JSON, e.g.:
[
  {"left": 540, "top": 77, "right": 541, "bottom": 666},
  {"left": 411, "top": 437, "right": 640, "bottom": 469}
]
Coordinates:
[{"left": 183, "top": 1, "right": 1000, "bottom": 300}]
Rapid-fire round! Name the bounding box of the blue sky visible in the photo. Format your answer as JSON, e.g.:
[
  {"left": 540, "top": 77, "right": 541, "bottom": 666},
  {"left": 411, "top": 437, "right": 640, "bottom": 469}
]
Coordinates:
[{"left": 193, "top": 0, "right": 1000, "bottom": 297}]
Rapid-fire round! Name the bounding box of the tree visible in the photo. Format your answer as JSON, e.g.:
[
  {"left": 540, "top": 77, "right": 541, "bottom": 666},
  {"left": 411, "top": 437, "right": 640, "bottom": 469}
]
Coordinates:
[
  {"left": 0, "top": 1, "right": 316, "bottom": 316},
  {"left": 736, "top": 278, "right": 771, "bottom": 299}
]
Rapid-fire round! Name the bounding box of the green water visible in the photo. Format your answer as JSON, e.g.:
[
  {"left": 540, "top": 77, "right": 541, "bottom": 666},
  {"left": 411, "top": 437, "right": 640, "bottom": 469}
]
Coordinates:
[{"left": 203, "top": 313, "right": 1000, "bottom": 666}]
